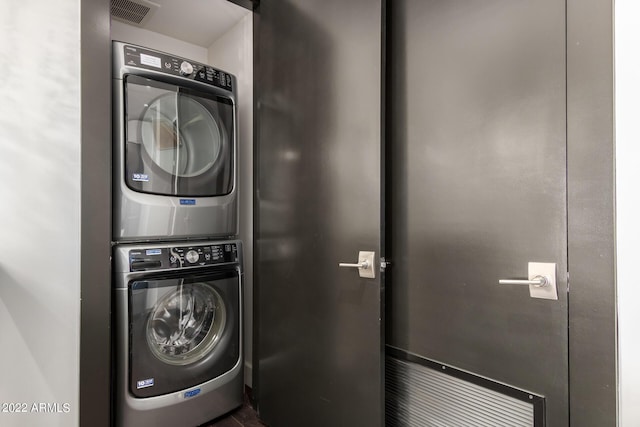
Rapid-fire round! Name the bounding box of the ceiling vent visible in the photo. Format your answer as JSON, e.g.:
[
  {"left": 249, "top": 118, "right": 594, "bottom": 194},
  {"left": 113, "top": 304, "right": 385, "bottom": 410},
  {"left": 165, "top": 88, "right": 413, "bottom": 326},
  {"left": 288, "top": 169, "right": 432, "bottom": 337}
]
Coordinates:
[{"left": 110, "top": 0, "right": 160, "bottom": 27}]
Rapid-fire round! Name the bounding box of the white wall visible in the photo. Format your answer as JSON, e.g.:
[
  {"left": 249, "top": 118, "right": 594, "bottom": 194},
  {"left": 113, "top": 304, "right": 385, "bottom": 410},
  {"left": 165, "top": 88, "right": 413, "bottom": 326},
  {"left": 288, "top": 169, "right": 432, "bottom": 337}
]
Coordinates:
[
  {"left": 616, "top": 2, "right": 640, "bottom": 426},
  {"left": 111, "top": 19, "right": 208, "bottom": 63},
  {"left": 0, "top": 1, "right": 81, "bottom": 426},
  {"left": 208, "top": 13, "right": 254, "bottom": 387}
]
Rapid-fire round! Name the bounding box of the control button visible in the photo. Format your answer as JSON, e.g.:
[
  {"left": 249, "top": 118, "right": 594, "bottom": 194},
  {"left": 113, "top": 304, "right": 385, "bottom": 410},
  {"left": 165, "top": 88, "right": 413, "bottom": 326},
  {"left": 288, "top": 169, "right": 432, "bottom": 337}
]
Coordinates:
[
  {"left": 164, "top": 62, "right": 172, "bottom": 69},
  {"left": 180, "top": 61, "right": 194, "bottom": 76},
  {"left": 185, "top": 250, "right": 199, "bottom": 263}
]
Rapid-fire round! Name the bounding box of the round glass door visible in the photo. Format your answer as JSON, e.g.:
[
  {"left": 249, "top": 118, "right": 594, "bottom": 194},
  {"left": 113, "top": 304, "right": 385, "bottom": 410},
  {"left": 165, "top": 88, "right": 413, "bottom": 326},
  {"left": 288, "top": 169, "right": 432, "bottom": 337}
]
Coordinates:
[
  {"left": 140, "top": 94, "right": 225, "bottom": 178},
  {"left": 146, "top": 283, "right": 226, "bottom": 366},
  {"left": 124, "top": 75, "right": 234, "bottom": 196}
]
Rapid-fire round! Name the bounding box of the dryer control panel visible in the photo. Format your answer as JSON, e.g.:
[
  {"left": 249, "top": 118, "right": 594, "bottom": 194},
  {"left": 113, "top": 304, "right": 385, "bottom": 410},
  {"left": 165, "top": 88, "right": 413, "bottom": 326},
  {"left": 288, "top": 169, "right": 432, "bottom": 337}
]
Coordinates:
[
  {"left": 122, "top": 44, "right": 233, "bottom": 91},
  {"left": 129, "top": 243, "right": 239, "bottom": 272}
]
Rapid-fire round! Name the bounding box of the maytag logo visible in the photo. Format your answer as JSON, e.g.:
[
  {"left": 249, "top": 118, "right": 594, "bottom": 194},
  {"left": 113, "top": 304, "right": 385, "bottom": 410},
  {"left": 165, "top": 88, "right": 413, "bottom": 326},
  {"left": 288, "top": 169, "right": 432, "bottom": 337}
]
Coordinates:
[
  {"left": 136, "top": 378, "right": 154, "bottom": 389},
  {"left": 180, "top": 199, "right": 196, "bottom": 206},
  {"left": 184, "top": 388, "right": 201, "bottom": 399}
]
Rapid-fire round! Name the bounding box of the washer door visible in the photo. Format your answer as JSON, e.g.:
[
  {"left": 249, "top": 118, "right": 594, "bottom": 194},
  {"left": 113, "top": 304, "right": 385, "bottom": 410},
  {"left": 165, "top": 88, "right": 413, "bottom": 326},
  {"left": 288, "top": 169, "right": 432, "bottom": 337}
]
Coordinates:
[
  {"left": 124, "top": 75, "right": 234, "bottom": 197},
  {"left": 146, "top": 282, "right": 226, "bottom": 366},
  {"left": 128, "top": 269, "right": 240, "bottom": 398}
]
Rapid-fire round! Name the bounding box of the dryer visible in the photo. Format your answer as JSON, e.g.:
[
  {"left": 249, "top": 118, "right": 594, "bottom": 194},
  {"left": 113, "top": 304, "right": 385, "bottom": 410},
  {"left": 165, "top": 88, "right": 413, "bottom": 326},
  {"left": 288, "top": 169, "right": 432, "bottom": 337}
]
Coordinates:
[
  {"left": 113, "top": 42, "right": 238, "bottom": 241},
  {"left": 113, "top": 240, "right": 243, "bottom": 426}
]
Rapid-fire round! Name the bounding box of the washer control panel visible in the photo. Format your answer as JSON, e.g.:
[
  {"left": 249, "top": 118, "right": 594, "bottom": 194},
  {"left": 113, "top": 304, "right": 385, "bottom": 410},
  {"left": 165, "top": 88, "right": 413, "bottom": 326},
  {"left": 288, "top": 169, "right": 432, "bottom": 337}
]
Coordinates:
[
  {"left": 129, "top": 243, "right": 239, "bottom": 272},
  {"left": 122, "top": 44, "right": 233, "bottom": 91}
]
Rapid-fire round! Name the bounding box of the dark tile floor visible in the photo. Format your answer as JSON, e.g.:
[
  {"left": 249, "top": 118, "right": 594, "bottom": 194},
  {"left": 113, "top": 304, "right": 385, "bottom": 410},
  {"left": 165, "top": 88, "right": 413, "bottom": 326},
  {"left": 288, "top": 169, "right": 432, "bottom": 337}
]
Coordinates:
[{"left": 200, "top": 390, "right": 267, "bottom": 427}]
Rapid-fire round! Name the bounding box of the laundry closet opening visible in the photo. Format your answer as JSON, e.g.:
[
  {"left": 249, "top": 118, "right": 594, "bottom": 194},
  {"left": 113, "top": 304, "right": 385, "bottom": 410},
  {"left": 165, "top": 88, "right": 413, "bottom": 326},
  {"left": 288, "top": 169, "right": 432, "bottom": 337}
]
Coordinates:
[{"left": 108, "top": 0, "right": 255, "bottom": 422}]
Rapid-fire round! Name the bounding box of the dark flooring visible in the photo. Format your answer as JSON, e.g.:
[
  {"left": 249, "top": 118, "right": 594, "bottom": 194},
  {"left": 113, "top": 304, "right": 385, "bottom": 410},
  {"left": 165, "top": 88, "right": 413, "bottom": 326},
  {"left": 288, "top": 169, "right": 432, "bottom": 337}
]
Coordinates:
[{"left": 200, "top": 390, "right": 267, "bottom": 427}]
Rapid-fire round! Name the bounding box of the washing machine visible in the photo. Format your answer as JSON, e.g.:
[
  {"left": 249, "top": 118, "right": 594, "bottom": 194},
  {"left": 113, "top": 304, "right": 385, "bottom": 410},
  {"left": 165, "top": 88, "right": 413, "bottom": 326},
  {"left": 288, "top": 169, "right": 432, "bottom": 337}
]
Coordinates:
[
  {"left": 113, "top": 240, "right": 243, "bottom": 427},
  {"left": 113, "top": 41, "right": 238, "bottom": 242}
]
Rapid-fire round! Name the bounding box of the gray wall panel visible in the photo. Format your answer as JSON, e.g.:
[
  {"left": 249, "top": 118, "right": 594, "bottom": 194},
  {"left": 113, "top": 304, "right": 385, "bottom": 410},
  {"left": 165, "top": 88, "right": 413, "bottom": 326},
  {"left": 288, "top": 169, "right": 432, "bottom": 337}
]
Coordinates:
[
  {"left": 80, "top": 0, "right": 112, "bottom": 426},
  {"left": 566, "top": 1, "right": 617, "bottom": 425}
]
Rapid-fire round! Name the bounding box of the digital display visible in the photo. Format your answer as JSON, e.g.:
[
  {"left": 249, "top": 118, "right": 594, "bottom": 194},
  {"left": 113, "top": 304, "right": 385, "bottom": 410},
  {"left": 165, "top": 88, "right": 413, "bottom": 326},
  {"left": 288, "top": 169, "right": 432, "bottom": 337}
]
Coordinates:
[
  {"left": 140, "top": 53, "right": 161, "bottom": 68},
  {"left": 145, "top": 249, "right": 162, "bottom": 256}
]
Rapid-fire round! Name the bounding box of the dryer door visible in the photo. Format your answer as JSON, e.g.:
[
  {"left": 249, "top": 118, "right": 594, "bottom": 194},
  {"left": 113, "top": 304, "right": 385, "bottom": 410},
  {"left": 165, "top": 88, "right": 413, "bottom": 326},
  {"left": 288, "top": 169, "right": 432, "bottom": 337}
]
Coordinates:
[
  {"left": 128, "top": 269, "right": 240, "bottom": 398},
  {"left": 124, "top": 75, "right": 234, "bottom": 197}
]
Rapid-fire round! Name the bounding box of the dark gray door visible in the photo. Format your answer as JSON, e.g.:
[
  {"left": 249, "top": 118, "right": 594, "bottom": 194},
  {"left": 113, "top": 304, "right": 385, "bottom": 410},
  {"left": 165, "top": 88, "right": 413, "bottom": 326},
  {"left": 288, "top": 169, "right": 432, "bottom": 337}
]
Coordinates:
[
  {"left": 254, "top": 1, "right": 384, "bottom": 426},
  {"left": 389, "top": 0, "right": 568, "bottom": 425}
]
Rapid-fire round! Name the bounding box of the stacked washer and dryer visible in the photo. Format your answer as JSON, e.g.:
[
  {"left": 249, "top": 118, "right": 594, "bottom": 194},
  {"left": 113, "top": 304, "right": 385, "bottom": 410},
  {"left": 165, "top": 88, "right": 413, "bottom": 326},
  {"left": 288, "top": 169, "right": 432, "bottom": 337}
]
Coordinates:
[{"left": 111, "top": 42, "right": 243, "bottom": 427}]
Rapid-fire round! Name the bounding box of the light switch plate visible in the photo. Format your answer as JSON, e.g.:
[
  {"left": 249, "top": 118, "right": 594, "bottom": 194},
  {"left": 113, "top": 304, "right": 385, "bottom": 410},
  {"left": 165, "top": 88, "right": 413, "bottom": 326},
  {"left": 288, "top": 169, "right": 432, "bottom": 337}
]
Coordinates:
[{"left": 528, "top": 262, "right": 557, "bottom": 300}]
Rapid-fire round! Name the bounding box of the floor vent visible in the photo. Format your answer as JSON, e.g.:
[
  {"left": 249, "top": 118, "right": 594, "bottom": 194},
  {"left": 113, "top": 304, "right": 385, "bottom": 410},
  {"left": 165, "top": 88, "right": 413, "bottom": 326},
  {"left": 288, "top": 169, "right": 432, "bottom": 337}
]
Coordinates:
[
  {"left": 110, "top": 0, "right": 159, "bottom": 27},
  {"left": 386, "top": 352, "right": 543, "bottom": 427}
]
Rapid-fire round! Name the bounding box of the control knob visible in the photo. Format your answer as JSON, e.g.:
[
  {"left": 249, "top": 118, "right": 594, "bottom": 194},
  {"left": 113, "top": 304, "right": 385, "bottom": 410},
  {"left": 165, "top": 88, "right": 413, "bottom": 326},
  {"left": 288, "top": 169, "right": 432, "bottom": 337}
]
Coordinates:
[
  {"left": 180, "top": 61, "right": 194, "bottom": 76},
  {"left": 185, "top": 250, "right": 199, "bottom": 263}
]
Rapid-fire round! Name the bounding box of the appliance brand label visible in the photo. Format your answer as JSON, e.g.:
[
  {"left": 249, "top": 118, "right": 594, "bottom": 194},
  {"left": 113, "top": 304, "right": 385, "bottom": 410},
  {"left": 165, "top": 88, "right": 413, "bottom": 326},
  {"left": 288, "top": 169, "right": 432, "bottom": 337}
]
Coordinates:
[
  {"left": 132, "top": 173, "right": 149, "bottom": 182},
  {"left": 184, "top": 388, "right": 201, "bottom": 399},
  {"left": 136, "top": 378, "right": 154, "bottom": 389},
  {"left": 180, "top": 199, "right": 196, "bottom": 205}
]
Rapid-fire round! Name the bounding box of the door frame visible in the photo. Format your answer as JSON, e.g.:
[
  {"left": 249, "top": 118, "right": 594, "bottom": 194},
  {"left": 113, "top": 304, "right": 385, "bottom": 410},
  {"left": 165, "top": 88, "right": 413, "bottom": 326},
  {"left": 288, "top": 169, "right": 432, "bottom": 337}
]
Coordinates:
[
  {"left": 80, "top": 0, "right": 112, "bottom": 426},
  {"left": 566, "top": 0, "right": 616, "bottom": 425}
]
